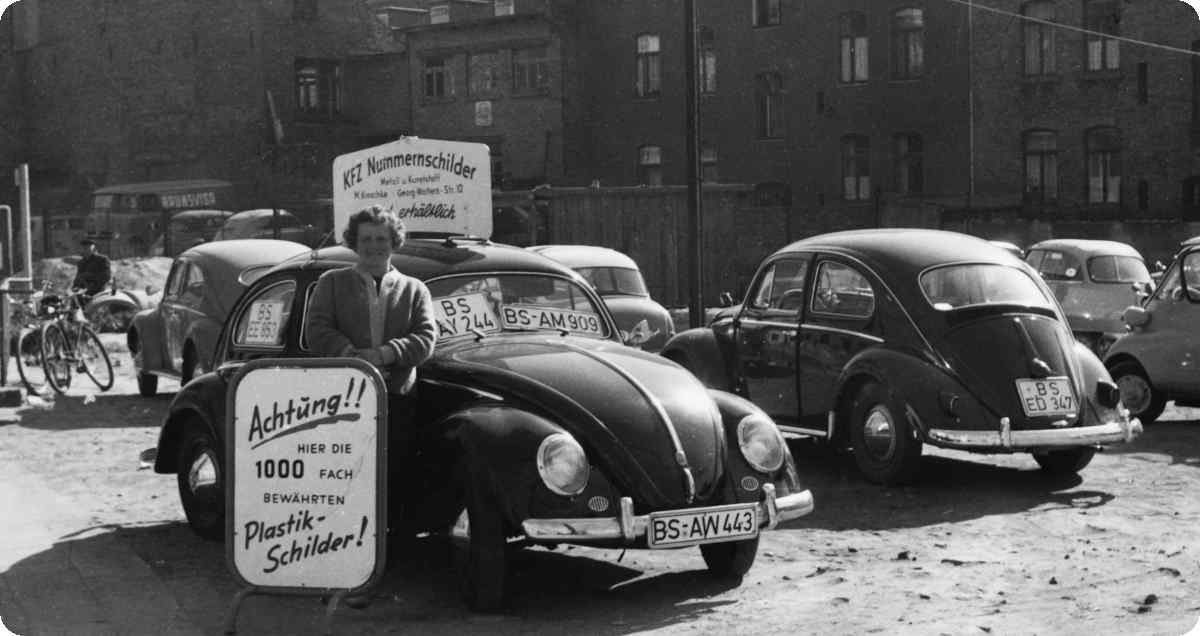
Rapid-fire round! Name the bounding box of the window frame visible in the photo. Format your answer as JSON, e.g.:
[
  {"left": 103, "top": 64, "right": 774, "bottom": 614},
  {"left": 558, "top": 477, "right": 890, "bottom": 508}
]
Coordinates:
[
  {"left": 841, "top": 134, "right": 871, "bottom": 201},
  {"left": 755, "top": 72, "right": 784, "bottom": 139},
  {"left": 890, "top": 8, "right": 924, "bottom": 80},
  {"left": 752, "top": 0, "right": 782, "bottom": 28},
  {"left": 810, "top": 260, "right": 876, "bottom": 319},
  {"left": 637, "top": 144, "right": 664, "bottom": 186},
  {"left": 839, "top": 12, "right": 869, "bottom": 84},
  {"left": 699, "top": 26, "right": 717, "bottom": 94},
  {"left": 1084, "top": 0, "right": 1120, "bottom": 72},
  {"left": 423, "top": 55, "right": 453, "bottom": 99},
  {"left": 1085, "top": 126, "right": 1122, "bottom": 204},
  {"left": 635, "top": 34, "right": 662, "bottom": 98},
  {"left": 1023, "top": 129, "right": 1059, "bottom": 202},
  {"left": 892, "top": 132, "right": 923, "bottom": 195},
  {"left": 468, "top": 51, "right": 502, "bottom": 97},
  {"left": 1022, "top": 1, "right": 1057, "bottom": 76},
  {"left": 512, "top": 46, "right": 550, "bottom": 94}
]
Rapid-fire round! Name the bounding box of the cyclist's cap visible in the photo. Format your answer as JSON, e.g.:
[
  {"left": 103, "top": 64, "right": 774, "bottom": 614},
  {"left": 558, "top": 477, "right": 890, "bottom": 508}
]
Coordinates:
[{"left": 80, "top": 238, "right": 96, "bottom": 246}]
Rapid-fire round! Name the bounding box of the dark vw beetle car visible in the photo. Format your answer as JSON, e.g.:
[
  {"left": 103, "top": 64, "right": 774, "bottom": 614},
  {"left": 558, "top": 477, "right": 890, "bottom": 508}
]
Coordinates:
[
  {"left": 662, "top": 229, "right": 1142, "bottom": 486},
  {"left": 152, "top": 237, "right": 813, "bottom": 609}
]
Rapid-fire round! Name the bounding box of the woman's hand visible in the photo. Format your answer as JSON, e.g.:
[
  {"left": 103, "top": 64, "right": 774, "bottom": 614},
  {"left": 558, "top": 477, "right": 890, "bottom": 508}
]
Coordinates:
[{"left": 355, "top": 348, "right": 385, "bottom": 367}]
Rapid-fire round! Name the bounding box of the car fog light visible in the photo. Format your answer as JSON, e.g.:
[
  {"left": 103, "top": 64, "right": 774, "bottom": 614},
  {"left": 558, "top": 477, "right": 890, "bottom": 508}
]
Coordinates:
[
  {"left": 537, "top": 433, "right": 589, "bottom": 496},
  {"left": 737, "top": 413, "right": 786, "bottom": 473},
  {"left": 1096, "top": 380, "right": 1121, "bottom": 409}
]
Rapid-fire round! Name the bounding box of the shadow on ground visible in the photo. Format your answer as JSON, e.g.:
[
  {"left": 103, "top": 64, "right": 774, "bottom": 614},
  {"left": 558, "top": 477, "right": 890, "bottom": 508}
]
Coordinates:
[
  {"left": 1100, "top": 419, "right": 1200, "bottom": 468},
  {"left": 12, "top": 392, "right": 173, "bottom": 430}
]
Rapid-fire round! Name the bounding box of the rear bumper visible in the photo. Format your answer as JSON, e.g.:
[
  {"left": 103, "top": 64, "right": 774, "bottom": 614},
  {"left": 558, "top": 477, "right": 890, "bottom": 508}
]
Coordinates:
[
  {"left": 521, "top": 483, "right": 814, "bottom": 543},
  {"left": 927, "top": 413, "right": 1142, "bottom": 450}
]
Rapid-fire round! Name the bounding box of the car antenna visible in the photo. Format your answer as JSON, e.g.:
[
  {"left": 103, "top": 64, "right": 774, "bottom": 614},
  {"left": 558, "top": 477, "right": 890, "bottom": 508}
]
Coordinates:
[{"left": 310, "top": 229, "right": 335, "bottom": 260}]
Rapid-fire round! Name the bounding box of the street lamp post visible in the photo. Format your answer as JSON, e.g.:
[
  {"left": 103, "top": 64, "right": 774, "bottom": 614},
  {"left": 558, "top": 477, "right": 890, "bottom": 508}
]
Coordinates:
[{"left": 684, "top": 0, "right": 704, "bottom": 328}]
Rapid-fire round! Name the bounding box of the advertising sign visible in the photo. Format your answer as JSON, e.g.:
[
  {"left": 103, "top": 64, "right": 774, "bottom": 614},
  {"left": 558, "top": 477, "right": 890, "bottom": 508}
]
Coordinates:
[
  {"left": 332, "top": 137, "right": 493, "bottom": 241},
  {"left": 226, "top": 358, "right": 388, "bottom": 592}
]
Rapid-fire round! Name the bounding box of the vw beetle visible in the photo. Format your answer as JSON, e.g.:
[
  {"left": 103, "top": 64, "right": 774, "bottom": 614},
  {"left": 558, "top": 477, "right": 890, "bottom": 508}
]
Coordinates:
[
  {"left": 662, "top": 229, "right": 1142, "bottom": 486},
  {"left": 151, "top": 236, "right": 813, "bottom": 610}
]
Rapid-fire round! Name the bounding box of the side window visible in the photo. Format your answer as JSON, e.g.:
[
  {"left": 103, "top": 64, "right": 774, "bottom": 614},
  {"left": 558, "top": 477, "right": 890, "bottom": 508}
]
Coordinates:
[
  {"left": 749, "top": 265, "right": 778, "bottom": 309},
  {"left": 1184, "top": 252, "right": 1200, "bottom": 300},
  {"left": 1035, "top": 250, "right": 1081, "bottom": 281},
  {"left": 180, "top": 264, "right": 206, "bottom": 308},
  {"left": 299, "top": 282, "right": 319, "bottom": 351},
  {"left": 164, "top": 262, "right": 188, "bottom": 300},
  {"left": 767, "top": 259, "right": 809, "bottom": 314},
  {"left": 1025, "top": 249, "right": 1046, "bottom": 271},
  {"left": 233, "top": 280, "right": 297, "bottom": 348},
  {"left": 811, "top": 261, "right": 875, "bottom": 318}
]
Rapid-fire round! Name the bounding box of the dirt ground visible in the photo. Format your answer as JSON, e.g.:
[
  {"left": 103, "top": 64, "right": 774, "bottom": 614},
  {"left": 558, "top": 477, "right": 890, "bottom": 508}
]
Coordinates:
[{"left": 0, "top": 336, "right": 1198, "bottom": 635}]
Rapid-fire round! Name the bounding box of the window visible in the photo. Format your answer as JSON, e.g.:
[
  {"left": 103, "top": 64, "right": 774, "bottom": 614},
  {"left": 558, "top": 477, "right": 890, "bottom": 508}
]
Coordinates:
[
  {"left": 699, "top": 27, "right": 717, "bottom": 94},
  {"left": 752, "top": 0, "right": 781, "bottom": 27},
  {"left": 750, "top": 259, "right": 809, "bottom": 316},
  {"left": 494, "top": 0, "right": 514, "bottom": 16},
  {"left": 469, "top": 52, "right": 501, "bottom": 96},
  {"left": 812, "top": 261, "right": 875, "bottom": 318},
  {"left": 839, "top": 12, "right": 869, "bottom": 83},
  {"left": 295, "top": 59, "right": 341, "bottom": 116},
  {"left": 638, "top": 145, "right": 663, "bottom": 186},
  {"left": 1088, "top": 255, "right": 1151, "bottom": 284},
  {"left": 1030, "top": 249, "right": 1082, "bottom": 280},
  {"left": 423, "top": 56, "right": 452, "bottom": 99},
  {"left": 234, "top": 280, "right": 296, "bottom": 348},
  {"left": 893, "top": 133, "right": 923, "bottom": 195},
  {"left": 430, "top": 5, "right": 449, "bottom": 24},
  {"left": 1084, "top": 0, "right": 1119, "bottom": 71},
  {"left": 920, "top": 264, "right": 1051, "bottom": 310},
  {"left": 701, "top": 144, "right": 718, "bottom": 182},
  {"left": 1023, "top": 2, "right": 1056, "bottom": 76},
  {"left": 1023, "top": 130, "right": 1058, "bottom": 201},
  {"left": 1086, "top": 126, "right": 1122, "bottom": 204},
  {"left": 842, "top": 135, "right": 870, "bottom": 200},
  {"left": 513, "top": 47, "right": 549, "bottom": 92},
  {"left": 755, "top": 72, "right": 784, "bottom": 139},
  {"left": 180, "top": 264, "right": 207, "bottom": 309},
  {"left": 891, "top": 8, "right": 924, "bottom": 79},
  {"left": 635, "top": 34, "right": 662, "bottom": 98}
]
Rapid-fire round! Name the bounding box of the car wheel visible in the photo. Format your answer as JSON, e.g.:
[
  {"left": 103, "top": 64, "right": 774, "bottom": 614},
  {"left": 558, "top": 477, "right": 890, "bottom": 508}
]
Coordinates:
[
  {"left": 1032, "top": 448, "right": 1096, "bottom": 475},
  {"left": 849, "top": 381, "right": 923, "bottom": 486},
  {"left": 1109, "top": 361, "right": 1166, "bottom": 424},
  {"left": 700, "top": 536, "right": 759, "bottom": 582},
  {"left": 452, "top": 477, "right": 508, "bottom": 612},
  {"left": 177, "top": 421, "right": 224, "bottom": 541}
]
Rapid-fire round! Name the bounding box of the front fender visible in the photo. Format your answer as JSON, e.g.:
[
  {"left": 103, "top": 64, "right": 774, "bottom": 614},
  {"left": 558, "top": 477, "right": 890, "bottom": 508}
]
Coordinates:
[
  {"left": 661, "top": 327, "right": 734, "bottom": 391},
  {"left": 706, "top": 389, "right": 804, "bottom": 502},
  {"left": 129, "top": 309, "right": 167, "bottom": 374},
  {"left": 153, "top": 372, "right": 228, "bottom": 474}
]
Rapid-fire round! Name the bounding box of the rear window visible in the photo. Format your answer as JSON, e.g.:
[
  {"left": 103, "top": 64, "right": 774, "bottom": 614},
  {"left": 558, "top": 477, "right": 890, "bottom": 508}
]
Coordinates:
[
  {"left": 1087, "top": 255, "right": 1151, "bottom": 284},
  {"left": 233, "top": 280, "right": 296, "bottom": 348},
  {"left": 920, "top": 264, "right": 1053, "bottom": 311},
  {"left": 575, "top": 267, "right": 649, "bottom": 296},
  {"left": 1028, "top": 250, "right": 1081, "bottom": 281}
]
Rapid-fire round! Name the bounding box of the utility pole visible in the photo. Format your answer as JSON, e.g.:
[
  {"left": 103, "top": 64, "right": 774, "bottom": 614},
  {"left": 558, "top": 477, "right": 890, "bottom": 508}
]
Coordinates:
[{"left": 685, "top": 0, "right": 704, "bottom": 328}]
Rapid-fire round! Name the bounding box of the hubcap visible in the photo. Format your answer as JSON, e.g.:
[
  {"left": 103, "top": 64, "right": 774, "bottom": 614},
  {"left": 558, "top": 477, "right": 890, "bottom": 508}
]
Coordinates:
[
  {"left": 862, "top": 406, "right": 897, "bottom": 460},
  {"left": 188, "top": 450, "right": 219, "bottom": 496},
  {"left": 1116, "top": 374, "right": 1151, "bottom": 413}
]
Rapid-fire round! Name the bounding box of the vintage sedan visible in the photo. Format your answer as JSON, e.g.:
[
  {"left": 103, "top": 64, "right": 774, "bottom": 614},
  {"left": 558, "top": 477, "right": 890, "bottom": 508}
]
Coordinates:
[
  {"left": 1025, "top": 239, "right": 1152, "bottom": 355},
  {"left": 128, "top": 239, "right": 309, "bottom": 396},
  {"left": 1105, "top": 237, "right": 1200, "bottom": 424},
  {"left": 151, "top": 237, "right": 813, "bottom": 610},
  {"left": 662, "top": 229, "right": 1142, "bottom": 486},
  {"left": 527, "top": 244, "right": 675, "bottom": 351}
]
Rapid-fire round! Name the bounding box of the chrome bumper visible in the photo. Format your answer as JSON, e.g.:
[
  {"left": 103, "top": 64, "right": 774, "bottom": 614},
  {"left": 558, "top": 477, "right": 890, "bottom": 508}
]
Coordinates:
[
  {"left": 927, "top": 414, "right": 1143, "bottom": 450},
  {"left": 521, "top": 483, "right": 815, "bottom": 543}
]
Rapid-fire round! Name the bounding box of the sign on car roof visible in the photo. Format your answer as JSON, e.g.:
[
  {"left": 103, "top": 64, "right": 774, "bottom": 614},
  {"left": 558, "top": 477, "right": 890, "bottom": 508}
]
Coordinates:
[{"left": 332, "top": 137, "right": 492, "bottom": 241}]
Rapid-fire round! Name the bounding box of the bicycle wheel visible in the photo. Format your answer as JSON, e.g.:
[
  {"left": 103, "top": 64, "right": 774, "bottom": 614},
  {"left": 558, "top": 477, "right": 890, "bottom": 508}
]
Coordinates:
[
  {"left": 12, "top": 326, "right": 47, "bottom": 394},
  {"left": 76, "top": 324, "right": 114, "bottom": 391},
  {"left": 40, "top": 322, "right": 72, "bottom": 395}
]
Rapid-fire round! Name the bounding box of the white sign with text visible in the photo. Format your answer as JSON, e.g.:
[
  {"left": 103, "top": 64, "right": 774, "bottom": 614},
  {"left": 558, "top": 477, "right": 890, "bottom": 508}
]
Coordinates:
[
  {"left": 332, "top": 137, "right": 493, "bottom": 241},
  {"left": 227, "top": 359, "right": 387, "bottom": 592}
]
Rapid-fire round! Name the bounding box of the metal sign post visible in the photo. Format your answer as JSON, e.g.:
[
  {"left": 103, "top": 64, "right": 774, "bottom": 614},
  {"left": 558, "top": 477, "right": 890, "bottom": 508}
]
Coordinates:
[{"left": 223, "top": 358, "right": 389, "bottom": 636}]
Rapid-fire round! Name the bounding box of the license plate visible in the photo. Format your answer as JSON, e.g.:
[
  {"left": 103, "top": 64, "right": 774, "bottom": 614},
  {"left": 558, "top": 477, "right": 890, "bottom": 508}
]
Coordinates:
[
  {"left": 434, "top": 292, "right": 501, "bottom": 340},
  {"left": 647, "top": 503, "right": 758, "bottom": 549},
  {"left": 1015, "top": 377, "right": 1076, "bottom": 417}
]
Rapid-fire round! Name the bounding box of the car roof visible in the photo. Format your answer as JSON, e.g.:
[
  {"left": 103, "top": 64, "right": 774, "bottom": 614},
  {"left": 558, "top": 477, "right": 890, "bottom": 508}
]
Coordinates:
[
  {"left": 170, "top": 209, "right": 234, "bottom": 219},
  {"left": 773, "top": 229, "right": 1020, "bottom": 273},
  {"left": 227, "top": 209, "right": 300, "bottom": 221},
  {"left": 1026, "top": 238, "right": 1143, "bottom": 258},
  {"left": 267, "top": 237, "right": 581, "bottom": 281},
  {"left": 178, "top": 239, "right": 311, "bottom": 314},
  {"left": 1181, "top": 235, "right": 1200, "bottom": 248},
  {"left": 527, "top": 244, "right": 639, "bottom": 270}
]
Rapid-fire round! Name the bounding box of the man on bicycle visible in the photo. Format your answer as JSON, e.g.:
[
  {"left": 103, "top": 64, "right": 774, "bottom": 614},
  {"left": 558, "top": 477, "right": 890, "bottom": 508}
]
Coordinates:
[{"left": 72, "top": 238, "right": 112, "bottom": 307}]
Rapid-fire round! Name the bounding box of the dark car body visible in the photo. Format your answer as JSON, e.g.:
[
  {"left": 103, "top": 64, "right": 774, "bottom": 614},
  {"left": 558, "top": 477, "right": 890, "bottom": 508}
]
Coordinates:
[
  {"left": 662, "top": 229, "right": 1141, "bottom": 485},
  {"left": 213, "top": 209, "right": 321, "bottom": 247},
  {"left": 128, "top": 239, "right": 309, "bottom": 395},
  {"left": 1025, "top": 239, "right": 1151, "bottom": 356},
  {"left": 152, "top": 237, "right": 812, "bottom": 609},
  {"left": 527, "top": 244, "right": 675, "bottom": 351},
  {"left": 1105, "top": 236, "right": 1200, "bottom": 424}
]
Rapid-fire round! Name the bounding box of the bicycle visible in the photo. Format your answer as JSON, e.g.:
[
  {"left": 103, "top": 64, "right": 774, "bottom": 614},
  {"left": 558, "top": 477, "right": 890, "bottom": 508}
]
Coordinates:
[
  {"left": 10, "top": 289, "right": 50, "bottom": 395},
  {"left": 36, "top": 288, "right": 115, "bottom": 395}
]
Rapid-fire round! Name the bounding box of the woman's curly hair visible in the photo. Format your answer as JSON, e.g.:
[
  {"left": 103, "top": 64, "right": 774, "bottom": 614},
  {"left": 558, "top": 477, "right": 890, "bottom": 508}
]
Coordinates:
[{"left": 343, "top": 205, "right": 406, "bottom": 249}]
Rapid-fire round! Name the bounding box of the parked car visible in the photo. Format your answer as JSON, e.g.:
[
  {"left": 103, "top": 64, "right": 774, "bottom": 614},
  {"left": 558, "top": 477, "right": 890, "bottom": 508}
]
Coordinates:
[
  {"left": 213, "top": 208, "right": 321, "bottom": 247},
  {"left": 527, "top": 244, "right": 675, "bottom": 351},
  {"left": 1105, "top": 237, "right": 1200, "bottom": 424},
  {"left": 128, "top": 239, "right": 309, "bottom": 396},
  {"left": 151, "top": 237, "right": 813, "bottom": 610},
  {"left": 988, "top": 240, "right": 1025, "bottom": 259},
  {"left": 1025, "top": 239, "right": 1152, "bottom": 355},
  {"left": 151, "top": 209, "right": 234, "bottom": 257},
  {"left": 661, "top": 229, "right": 1142, "bottom": 485}
]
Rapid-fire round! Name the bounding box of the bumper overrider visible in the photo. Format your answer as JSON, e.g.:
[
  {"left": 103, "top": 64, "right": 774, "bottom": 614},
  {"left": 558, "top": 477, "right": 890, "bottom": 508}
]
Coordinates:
[
  {"left": 521, "top": 483, "right": 814, "bottom": 543},
  {"left": 927, "top": 412, "right": 1143, "bottom": 450}
]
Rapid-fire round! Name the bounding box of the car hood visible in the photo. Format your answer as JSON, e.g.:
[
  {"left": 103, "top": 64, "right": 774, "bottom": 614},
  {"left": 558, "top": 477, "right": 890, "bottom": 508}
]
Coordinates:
[
  {"left": 432, "top": 334, "right": 724, "bottom": 508},
  {"left": 602, "top": 295, "right": 674, "bottom": 350}
]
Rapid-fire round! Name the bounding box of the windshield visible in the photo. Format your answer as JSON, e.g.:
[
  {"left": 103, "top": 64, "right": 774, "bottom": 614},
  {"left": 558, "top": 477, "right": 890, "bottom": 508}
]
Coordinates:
[
  {"left": 1087, "top": 255, "right": 1151, "bottom": 284},
  {"left": 574, "top": 266, "right": 649, "bottom": 296},
  {"left": 426, "top": 274, "right": 611, "bottom": 340},
  {"left": 920, "top": 264, "right": 1053, "bottom": 311}
]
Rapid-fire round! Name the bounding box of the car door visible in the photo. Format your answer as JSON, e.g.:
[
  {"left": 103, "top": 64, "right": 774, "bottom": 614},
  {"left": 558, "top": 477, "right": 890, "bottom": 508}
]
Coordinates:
[
  {"left": 733, "top": 255, "right": 811, "bottom": 430},
  {"left": 1136, "top": 250, "right": 1200, "bottom": 397},
  {"left": 159, "top": 260, "right": 190, "bottom": 374},
  {"left": 797, "top": 257, "right": 882, "bottom": 426},
  {"left": 170, "top": 261, "right": 209, "bottom": 371}
]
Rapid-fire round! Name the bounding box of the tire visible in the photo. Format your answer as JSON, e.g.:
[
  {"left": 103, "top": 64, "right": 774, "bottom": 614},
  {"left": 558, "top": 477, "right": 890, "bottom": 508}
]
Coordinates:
[
  {"left": 177, "top": 421, "right": 225, "bottom": 541},
  {"left": 452, "top": 476, "right": 508, "bottom": 612},
  {"left": 1032, "top": 447, "right": 1096, "bottom": 475},
  {"left": 12, "top": 327, "right": 46, "bottom": 395},
  {"left": 39, "top": 322, "right": 72, "bottom": 395},
  {"left": 137, "top": 372, "right": 159, "bottom": 397},
  {"left": 849, "top": 381, "right": 923, "bottom": 486},
  {"left": 1109, "top": 360, "right": 1166, "bottom": 425},
  {"left": 701, "top": 536, "right": 759, "bottom": 582},
  {"left": 77, "top": 325, "right": 114, "bottom": 391}
]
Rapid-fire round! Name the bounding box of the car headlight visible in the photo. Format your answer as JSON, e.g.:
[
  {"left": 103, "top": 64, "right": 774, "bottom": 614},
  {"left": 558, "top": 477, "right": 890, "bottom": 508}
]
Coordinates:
[
  {"left": 737, "top": 413, "right": 786, "bottom": 473},
  {"left": 536, "top": 433, "right": 589, "bottom": 496}
]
